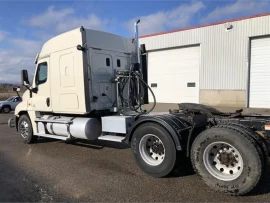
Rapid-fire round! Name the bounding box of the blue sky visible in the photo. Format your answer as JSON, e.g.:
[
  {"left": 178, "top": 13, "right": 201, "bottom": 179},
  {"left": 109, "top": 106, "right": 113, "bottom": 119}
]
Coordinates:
[{"left": 0, "top": 0, "right": 270, "bottom": 83}]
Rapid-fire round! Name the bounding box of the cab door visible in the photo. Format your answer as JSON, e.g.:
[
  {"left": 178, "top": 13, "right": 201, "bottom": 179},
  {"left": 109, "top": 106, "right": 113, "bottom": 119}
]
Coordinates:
[{"left": 30, "top": 58, "right": 52, "bottom": 112}]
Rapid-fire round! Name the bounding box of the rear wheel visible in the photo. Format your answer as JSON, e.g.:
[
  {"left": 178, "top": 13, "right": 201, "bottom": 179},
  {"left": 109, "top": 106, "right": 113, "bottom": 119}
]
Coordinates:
[
  {"left": 191, "top": 126, "right": 263, "bottom": 196},
  {"left": 18, "top": 115, "right": 38, "bottom": 144},
  {"left": 2, "top": 106, "right": 11, "bottom": 114},
  {"left": 203, "top": 141, "right": 244, "bottom": 181},
  {"left": 132, "top": 123, "right": 177, "bottom": 178}
]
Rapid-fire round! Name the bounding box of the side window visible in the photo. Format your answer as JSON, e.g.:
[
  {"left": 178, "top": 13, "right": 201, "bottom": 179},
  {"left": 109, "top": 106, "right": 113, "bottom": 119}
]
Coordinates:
[
  {"left": 117, "top": 59, "right": 121, "bottom": 67},
  {"left": 13, "top": 97, "right": 21, "bottom": 102},
  {"left": 106, "top": 58, "right": 110, "bottom": 67},
  {"left": 36, "top": 62, "right": 48, "bottom": 85}
]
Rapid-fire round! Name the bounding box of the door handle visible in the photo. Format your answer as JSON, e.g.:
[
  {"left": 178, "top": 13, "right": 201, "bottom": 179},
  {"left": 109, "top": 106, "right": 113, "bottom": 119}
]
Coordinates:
[{"left": 46, "top": 98, "right": 50, "bottom": 107}]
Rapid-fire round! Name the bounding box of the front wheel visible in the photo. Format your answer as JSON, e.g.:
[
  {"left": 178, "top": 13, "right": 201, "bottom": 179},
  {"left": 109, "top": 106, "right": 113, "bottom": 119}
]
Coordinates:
[
  {"left": 18, "top": 115, "right": 38, "bottom": 144},
  {"left": 191, "top": 126, "right": 264, "bottom": 196},
  {"left": 131, "top": 123, "right": 177, "bottom": 178},
  {"left": 2, "top": 106, "right": 11, "bottom": 114}
]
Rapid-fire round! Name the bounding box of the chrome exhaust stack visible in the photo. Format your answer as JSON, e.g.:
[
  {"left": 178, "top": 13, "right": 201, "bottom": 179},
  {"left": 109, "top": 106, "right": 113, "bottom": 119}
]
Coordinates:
[{"left": 134, "top": 19, "right": 141, "bottom": 65}]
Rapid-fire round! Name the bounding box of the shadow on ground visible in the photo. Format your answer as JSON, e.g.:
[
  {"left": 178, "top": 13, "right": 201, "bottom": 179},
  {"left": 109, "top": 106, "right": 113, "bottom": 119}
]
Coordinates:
[
  {"left": 69, "top": 139, "right": 130, "bottom": 149},
  {"left": 19, "top": 138, "right": 270, "bottom": 197},
  {"left": 35, "top": 137, "right": 130, "bottom": 150},
  {"left": 248, "top": 160, "right": 270, "bottom": 196},
  {"left": 0, "top": 154, "right": 43, "bottom": 202}
]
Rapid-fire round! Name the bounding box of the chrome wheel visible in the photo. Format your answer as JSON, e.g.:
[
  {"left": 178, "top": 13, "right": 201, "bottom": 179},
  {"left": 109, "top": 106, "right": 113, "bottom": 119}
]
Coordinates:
[
  {"left": 20, "top": 120, "right": 29, "bottom": 138},
  {"left": 203, "top": 141, "right": 244, "bottom": 181},
  {"left": 139, "top": 134, "right": 165, "bottom": 166}
]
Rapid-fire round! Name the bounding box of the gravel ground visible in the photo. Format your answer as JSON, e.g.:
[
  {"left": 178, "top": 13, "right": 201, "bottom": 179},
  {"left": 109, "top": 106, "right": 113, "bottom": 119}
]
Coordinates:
[{"left": 0, "top": 113, "right": 270, "bottom": 202}]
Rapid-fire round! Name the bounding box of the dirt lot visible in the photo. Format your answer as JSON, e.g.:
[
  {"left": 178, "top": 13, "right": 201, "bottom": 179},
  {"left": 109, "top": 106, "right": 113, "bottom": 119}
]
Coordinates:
[
  {"left": 0, "top": 92, "right": 17, "bottom": 100},
  {"left": 0, "top": 113, "right": 270, "bottom": 202}
]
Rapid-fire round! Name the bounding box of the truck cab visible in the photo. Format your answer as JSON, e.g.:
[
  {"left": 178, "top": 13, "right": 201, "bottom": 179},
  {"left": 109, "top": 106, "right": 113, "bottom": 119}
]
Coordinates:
[{"left": 15, "top": 27, "right": 137, "bottom": 136}]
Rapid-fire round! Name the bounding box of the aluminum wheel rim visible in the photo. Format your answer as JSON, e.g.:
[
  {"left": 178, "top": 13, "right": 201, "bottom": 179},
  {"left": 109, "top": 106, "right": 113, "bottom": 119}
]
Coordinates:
[
  {"left": 20, "top": 121, "right": 29, "bottom": 138},
  {"left": 139, "top": 134, "right": 165, "bottom": 166},
  {"left": 203, "top": 141, "right": 244, "bottom": 181}
]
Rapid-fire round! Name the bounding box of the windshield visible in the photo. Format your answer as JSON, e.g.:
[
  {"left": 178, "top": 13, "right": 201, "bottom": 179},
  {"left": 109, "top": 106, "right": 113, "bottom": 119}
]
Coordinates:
[{"left": 6, "top": 97, "right": 15, "bottom": 101}]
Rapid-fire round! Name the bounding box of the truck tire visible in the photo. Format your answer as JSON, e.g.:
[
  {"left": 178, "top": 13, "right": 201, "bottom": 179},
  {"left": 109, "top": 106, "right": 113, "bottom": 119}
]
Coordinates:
[
  {"left": 18, "top": 115, "right": 38, "bottom": 144},
  {"left": 2, "top": 106, "right": 11, "bottom": 114},
  {"left": 132, "top": 123, "right": 177, "bottom": 178},
  {"left": 191, "top": 126, "right": 263, "bottom": 196},
  {"left": 229, "top": 124, "right": 269, "bottom": 164}
]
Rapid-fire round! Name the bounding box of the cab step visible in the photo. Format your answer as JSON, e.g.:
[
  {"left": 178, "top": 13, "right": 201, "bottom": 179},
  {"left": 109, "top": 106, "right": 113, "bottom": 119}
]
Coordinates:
[
  {"left": 98, "top": 135, "right": 125, "bottom": 142},
  {"left": 35, "top": 133, "right": 70, "bottom": 140},
  {"left": 35, "top": 118, "right": 73, "bottom": 124}
]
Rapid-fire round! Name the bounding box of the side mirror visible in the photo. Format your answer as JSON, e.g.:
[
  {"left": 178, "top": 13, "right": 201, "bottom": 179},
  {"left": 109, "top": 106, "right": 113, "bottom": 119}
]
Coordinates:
[
  {"left": 77, "top": 45, "right": 86, "bottom": 52},
  {"left": 13, "top": 86, "right": 21, "bottom": 98},
  {"left": 32, "top": 87, "right": 38, "bottom": 94},
  {"left": 21, "top": 70, "right": 30, "bottom": 86},
  {"left": 12, "top": 86, "right": 20, "bottom": 92}
]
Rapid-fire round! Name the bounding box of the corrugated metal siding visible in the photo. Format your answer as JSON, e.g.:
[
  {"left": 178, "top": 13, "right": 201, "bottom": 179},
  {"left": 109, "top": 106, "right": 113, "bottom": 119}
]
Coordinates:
[{"left": 140, "top": 15, "right": 270, "bottom": 90}]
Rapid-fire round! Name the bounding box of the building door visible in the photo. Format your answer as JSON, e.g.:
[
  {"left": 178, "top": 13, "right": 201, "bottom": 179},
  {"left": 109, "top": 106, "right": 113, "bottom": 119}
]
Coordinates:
[
  {"left": 249, "top": 37, "right": 270, "bottom": 108},
  {"left": 147, "top": 45, "right": 200, "bottom": 103}
]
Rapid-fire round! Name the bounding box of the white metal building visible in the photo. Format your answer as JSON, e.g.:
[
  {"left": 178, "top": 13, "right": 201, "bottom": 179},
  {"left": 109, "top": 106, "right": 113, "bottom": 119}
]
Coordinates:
[{"left": 140, "top": 13, "right": 270, "bottom": 108}]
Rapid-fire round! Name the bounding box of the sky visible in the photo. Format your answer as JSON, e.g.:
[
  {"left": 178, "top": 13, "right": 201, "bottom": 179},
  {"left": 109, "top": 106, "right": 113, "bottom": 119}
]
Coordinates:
[{"left": 0, "top": 0, "right": 270, "bottom": 83}]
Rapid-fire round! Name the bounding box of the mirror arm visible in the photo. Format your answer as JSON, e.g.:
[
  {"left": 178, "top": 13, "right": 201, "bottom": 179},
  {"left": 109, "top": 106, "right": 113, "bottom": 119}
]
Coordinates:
[
  {"left": 23, "top": 85, "right": 33, "bottom": 98},
  {"left": 24, "top": 84, "right": 30, "bottom": 91},
  {"left": 15, "top": 91, "right": 20, "bottom": 98}
]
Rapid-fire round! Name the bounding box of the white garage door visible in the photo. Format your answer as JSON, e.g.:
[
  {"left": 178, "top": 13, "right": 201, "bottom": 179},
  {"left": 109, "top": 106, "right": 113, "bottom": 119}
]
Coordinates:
[
  {"left": 148, "top": 46, "right": 200, "bottom": 103},
  {"left": 249, "top": 37, "right": 270, "bottom": 108}
]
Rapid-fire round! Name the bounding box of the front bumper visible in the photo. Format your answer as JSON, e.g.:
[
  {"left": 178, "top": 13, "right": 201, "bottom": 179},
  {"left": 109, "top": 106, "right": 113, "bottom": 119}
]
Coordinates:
[{"left": 8, "top": 117, "right": 15, "bottom": 128}]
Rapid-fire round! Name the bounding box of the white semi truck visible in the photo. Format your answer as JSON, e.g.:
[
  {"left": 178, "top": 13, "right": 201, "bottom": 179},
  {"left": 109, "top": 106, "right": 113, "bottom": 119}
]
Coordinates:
[{"left": 8, "top": 20, "right": 270, "bottom": 196}]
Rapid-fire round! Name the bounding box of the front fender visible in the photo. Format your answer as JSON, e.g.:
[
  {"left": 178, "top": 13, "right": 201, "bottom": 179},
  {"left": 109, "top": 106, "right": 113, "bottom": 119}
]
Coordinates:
[
  {"left": 14, "top": 101, "right": 28, "bottom": 116},
  {"left": 15, "top": 90, "right": 30, "bottom": 116},
  {"left": 124, "top": 114, "right": 192, "bottom": 151},
  {"left": 13, "top": 101, "right": 29, "bottom": 131}
]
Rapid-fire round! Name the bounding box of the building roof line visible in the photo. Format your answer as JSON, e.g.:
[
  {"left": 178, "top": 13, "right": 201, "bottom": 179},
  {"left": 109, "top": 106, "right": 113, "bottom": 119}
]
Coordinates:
[{"left": 140, "top": 12, "right": 270, "bottom": 39}]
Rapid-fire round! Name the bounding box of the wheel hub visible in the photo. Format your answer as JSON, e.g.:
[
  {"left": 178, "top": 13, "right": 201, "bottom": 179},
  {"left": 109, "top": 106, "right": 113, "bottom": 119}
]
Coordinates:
[
  {"left": 218, "top": 151, "right": 237, "bottom": 166},
  {"left": 20, "top": 121, "right": 29, "bottom": 138},
  {"left": 152, "top": 142, "right": 164, "bottom": 154}
]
